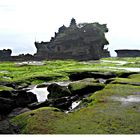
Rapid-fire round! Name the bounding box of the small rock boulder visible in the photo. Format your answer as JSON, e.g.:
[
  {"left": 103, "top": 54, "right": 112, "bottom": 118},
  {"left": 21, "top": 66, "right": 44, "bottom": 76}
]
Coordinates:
[
  {"left": 36, "top": 83, "right": 50, "bottom": 88},
  {"left": 47, "top": 83, "right": 71, "bottom": 99},
  {"left": 0, "top": 120, "right": 18, "bottom": 134},
  {"left": 28, "top": 97, "right": 72, "bottom": 111},
  {"left": 28, "top": 100, "right": 51, "bottom": 110},
  {"left": 0, "top": 90, "right": 14, "bottom": 98},
  {"left": 68, "top": 79, "right": 105, "bottom": 96},
  {"left": 0, "top": 97, "right": 16, "bottom": 115},
  {"left": 13, "top": 90, "right": 37, "bottom": 107},
  {"left": 70, "top": 95, "right": 79, "bottom": 102},
  {"left": 8, "top": 107, "right": 30, "bottom": 118},
  {"left": 50, "top": 97, "right": 72, "bottom": 110}
]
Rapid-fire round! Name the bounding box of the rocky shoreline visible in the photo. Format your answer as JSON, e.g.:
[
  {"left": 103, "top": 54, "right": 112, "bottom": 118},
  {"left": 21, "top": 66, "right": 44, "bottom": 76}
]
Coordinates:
[{"left": 0, "top": 70, "right": 139, "bottom": 134}]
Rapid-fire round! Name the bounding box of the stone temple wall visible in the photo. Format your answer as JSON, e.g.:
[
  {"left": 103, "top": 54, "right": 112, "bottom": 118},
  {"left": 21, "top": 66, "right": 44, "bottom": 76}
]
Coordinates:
[{"left": 34, "top": 18, "right": 110, "bottom": 60}]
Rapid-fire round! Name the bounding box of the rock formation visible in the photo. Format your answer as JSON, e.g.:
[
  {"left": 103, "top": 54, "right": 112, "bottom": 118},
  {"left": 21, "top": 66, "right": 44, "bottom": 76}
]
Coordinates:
[
  {"left": 0, "top": 18, "right": 110, "bottom": 61},
  {"left": 115, "top": 49, "right": 140, "bottom": 57},
  {"left": 0, "top": 49, "right": 12, "bottom": 61},
  {"left": 34, "top": 18, "right": 110, "bottom": 60}
]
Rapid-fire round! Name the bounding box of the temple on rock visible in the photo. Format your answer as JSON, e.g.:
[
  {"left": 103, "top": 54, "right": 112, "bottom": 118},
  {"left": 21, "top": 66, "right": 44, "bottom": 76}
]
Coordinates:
[{"left": 34, "top": 18, "right": 110, "bottom": 60}]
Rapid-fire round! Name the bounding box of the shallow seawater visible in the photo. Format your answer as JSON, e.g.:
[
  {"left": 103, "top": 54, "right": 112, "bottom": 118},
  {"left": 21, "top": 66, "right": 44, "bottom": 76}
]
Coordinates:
[
  {"left": 28, "top": 81, "right": 71, "bottom": 102},
  {"left": 70, "top": 101, "right": 81, "bottom": 110},
  {"left": 29, "top": 86, "right": 49, "bottom": 102},
  {"left": 109, "top": 67, "right": 140, "bottom": 72},
  {"left": 0, "top": 70, "right": 9, "bottom": 73},
  {"left": 65, "top": 101, "right": 81, "bottom": 113},
  {"left": 15, "top": 61, "right": 44, "bottom": 66},
  {"left": 110, "top": 95, "right": 140, "bottom": 105},
  {"left": 101, "top": 60, "right": 128, "bottom": 65}
]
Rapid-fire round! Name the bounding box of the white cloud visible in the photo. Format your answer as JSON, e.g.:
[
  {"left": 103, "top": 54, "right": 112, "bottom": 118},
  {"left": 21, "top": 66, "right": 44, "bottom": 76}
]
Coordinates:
[{"left": 0, "top": 0, "right": 140, "bottom": 55}]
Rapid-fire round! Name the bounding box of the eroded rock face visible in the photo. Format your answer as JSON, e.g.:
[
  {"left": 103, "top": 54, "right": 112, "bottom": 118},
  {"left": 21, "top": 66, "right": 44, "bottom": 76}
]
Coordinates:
[
  {"left": 34, "top": 18, "right": 110, "bottom": 60},
  {"left": 0, "top": 89, "right": 37, "bottom": 115}
]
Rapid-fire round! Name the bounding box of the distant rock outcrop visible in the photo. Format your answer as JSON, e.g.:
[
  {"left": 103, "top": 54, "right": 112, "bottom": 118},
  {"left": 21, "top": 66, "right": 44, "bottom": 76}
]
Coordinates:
[
  {"left": 34, "top": 18, "right": 110, "bottom": 60},
  {"left": 0, "top": 49, "right": 12, "bottom": 61},
  {"left": 115, "top": 49, "right": 140, "bottom": 57}
]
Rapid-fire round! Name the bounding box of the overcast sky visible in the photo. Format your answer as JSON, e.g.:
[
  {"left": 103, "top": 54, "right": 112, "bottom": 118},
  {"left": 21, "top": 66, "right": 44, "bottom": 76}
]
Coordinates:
[{"left": 0, "top": 0, "right": 140, "bottom": 56}]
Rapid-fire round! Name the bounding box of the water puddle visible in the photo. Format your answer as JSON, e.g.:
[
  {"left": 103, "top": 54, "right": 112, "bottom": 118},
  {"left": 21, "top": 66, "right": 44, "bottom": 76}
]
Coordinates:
[
  {"left": 65, "top": 101, "right": 81, "bottom": 113},
  {"left": 15, "top": 61, "right": 44, "bottom": 66},
  {"left": 29, "top": 86, "right": 49, "bottom": 102},
  {"left": 53, "top": 81, "right": 71, "bottom": 86},
  {"left": 110, "top": 95, "right": 140, "bottom": 105},
  {"left": 109, "top": 67, "right": 140, "bottom": 72},
  {"left": 2, "top": 76, "right": 11, "bottom": 79},
  {"left": 28, "top": 81, "right": 70, "bottom": 102},
  {"left": 98, "top": 78, "right": 106, "bottom": 84},
  {"left": 0, "top": 70, "right": 9, "bottom": 74},
  {"left": 70, "top": 101, "right": 81, "bottom": 110},
  {"left": 101, "top": 60, "right": 128, "bottom": 65},
  {"left": 38, "top": 81, "right": 71, "bottom": 87}
]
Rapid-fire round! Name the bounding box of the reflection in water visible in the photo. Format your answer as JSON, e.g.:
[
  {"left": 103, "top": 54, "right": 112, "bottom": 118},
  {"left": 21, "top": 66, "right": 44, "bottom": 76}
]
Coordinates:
[
  {"left": 29, "top": 86, "right": 49, "bottom": 102},
  {"left": 71, "top": 101, "right": 81, "bottom": 110},
  {"left": 110, "top": 95, "right": 140, "bottom": 105}
]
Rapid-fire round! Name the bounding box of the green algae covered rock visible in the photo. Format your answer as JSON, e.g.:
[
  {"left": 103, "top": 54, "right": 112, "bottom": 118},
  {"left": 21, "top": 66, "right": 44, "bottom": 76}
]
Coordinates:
[
  {"left": 68, "top": 78, "right": 105, "bottom": 96},
  {"left": 47, "top": 83, "right": 71, "bottom": 99},
  {"left": 11, "top": 83, "right": 140, "bottom": 134},
  {"left": 10, "top": 107, "right": 65, "bottom": 134}
]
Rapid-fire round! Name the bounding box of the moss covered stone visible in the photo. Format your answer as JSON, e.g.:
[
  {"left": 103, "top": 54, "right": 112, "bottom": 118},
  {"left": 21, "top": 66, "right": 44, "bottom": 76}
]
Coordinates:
[
  {"left": 10, "top": 107, "right": 65, "bottom": 134},
  {"left": 68, "top": 78, "right": 105, "bottom": 96},
  {"left": 106, "top": 73, "right": 140, "bottom": 86},
  {"left": 11, "top": 83, "right": 140, "bottom": 134},
  {"left": 47, "top": 83, "right": 71, "bottom": 99},
  {"left": 0, "top": 85, "right": 14, "bottom": 91}
]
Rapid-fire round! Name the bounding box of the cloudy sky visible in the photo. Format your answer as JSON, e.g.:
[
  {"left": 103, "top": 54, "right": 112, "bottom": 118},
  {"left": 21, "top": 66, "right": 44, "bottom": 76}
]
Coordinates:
[{"left": 0, "top": 0, "right": 140, "bottom": 56}]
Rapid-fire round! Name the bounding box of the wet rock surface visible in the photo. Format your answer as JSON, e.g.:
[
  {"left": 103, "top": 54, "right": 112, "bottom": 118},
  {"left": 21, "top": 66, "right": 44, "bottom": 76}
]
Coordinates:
[
  {"left": 13, "top": 90, "right": 37, "bottom": 107},
  {"left": 8, "top": 108, "right": 30, "bottom": 118},
  {"left": 0, "top": 97, "right": 15, "bottom": 115},
  {"left": 117, "top": 72, "right": 138, "bottom": 78},
  {"left": 69, "top": 71, "right": 117, "bottom": 81},
  {"left": 68, "top": 79, "right": 105, "bottom": 96},
  {"left": 0, "top": 119, "right": 19, "bottom": 134},
  {"left": 2, "top": 71, "right": 140, "bottom": 134},
  {"left": 0, "top": 89, "right": 37, "bottom": 115},
  {"left": 48, "top": 83, "right": 71, "bottom": 99},
  {"left": 0, "top": 71, "right": 139, "bottom": 115}
]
